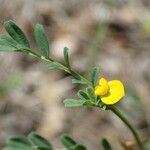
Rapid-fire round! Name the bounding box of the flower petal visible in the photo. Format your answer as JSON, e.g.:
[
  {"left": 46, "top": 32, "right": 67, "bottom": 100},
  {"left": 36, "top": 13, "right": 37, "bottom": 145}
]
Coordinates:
[
  {"left": 101, "top": 80, "right": 125, "bottom": 105},
  {"left": 95, "top": 78, "right": 109, "bottom": 96}
]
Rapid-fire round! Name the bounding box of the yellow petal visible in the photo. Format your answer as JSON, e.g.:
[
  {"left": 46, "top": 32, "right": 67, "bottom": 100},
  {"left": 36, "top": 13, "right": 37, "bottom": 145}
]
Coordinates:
[
  {"left": 94, "top": 86, "right": 100, "bottom": 95},
  {"left": 95, "top": 78, "right": 109, "bottom": 96},
  {"left": 101, "top": 80, "right": 125, "bottom": 105}
]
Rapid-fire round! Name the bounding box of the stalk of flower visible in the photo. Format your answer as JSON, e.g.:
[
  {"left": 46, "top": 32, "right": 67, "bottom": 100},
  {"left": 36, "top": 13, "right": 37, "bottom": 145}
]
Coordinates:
[{"left": 94, "top": 78, "right": 144, "bottom": 150}]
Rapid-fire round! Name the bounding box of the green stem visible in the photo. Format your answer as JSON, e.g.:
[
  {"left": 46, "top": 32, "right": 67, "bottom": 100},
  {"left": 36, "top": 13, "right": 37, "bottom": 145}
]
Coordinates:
[
  {"left": 107, "top": 106, "right": 144, "bottom": 150},
  {"left": 22, "top": 49, "right": 92, "bottom": 86},
  {"left": 68, "top": 69, "right": 92, "bottom": 86}
]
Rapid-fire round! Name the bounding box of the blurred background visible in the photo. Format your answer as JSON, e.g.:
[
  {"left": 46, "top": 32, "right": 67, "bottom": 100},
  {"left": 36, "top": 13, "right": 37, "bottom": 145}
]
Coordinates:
[{"left": 0, "top": 0, "right": 150, "bottom": 149}]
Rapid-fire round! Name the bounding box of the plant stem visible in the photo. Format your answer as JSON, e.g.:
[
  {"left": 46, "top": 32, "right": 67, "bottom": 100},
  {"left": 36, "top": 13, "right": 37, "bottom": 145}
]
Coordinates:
[
  {"left": 107, "top": 106, "right": 144, "bottom": 150},
  {"left": 22, "top": 49, "right": 92, "bottom": 86}
]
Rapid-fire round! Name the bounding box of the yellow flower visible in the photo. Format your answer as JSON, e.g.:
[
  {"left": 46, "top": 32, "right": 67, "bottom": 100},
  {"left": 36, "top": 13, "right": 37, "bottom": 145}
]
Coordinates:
[{"left": 95, "top": 78, "right": 125, "bottom": 105}]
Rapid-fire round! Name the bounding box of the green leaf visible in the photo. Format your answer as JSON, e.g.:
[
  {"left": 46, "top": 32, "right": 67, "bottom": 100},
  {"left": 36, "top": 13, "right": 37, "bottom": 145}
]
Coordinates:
[
  {"left": 4, "top": 20, "right": 30, "bottom": 48},
  {"left": 145, "top": 139, "right": 150, "bottom": 150},
  {"left": 0, "top": 35, "right": 22, "bottom": 51},
  {"left": 72, "top": 79, "right": 86, "bottom": 85},
  {"left": 60, "top": 134, "right": 77, "bottom": 149},
  {"left": 47, "top": 62, "right": 69, "bottom": 72},
  {"left": 2, "top": 137, "right": 32, "bottom": 150},
  {"left": 77, "top": 90, "right": 89, "bottom": 100},
  {"left": 86, "top": 87, "right": 96, "bottom": 103},
  {"left": 32, "top": 147, "right": 50, "bottom": 150},
  {"left": 63, "top": 47, "right": 70, "bottom": 68},
  {"left": 91, "top": 67, "right": 100, "bottom": 86},
  {"left": 101, "top": 138, "right": 112, "bottom": 150},
  {"left": 34, "top": 24, "right": 49, "bottom": 57},
  {"left": 73, "top": 145, "right": 86, "bottom": 150},
  {"left": 28, "top": 132, "right": 53, "bottom": 150},
  {"left": 64, "top": 99, "right": 85, "bottom": 107},
  {"left": 83, "top": 100, "right": 95, "bottom": 106},
  {"left": 2, "top": 147, "right": 15, "bottom": 150}
]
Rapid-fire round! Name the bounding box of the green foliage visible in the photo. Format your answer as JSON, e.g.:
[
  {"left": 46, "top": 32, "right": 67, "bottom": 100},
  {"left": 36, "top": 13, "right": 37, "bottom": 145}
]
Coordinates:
[
  {"left": 1, "top": 20, "right": 100, "bottom": 108},
  {"left": 86, "top": 87, "right": 97, "bottom": 103},
  {"left": 2, "top": 132, "right": 87, "bottom": 150},
  {"left": 72, "top": 79, "right": 87, "bottom": 85},
  {"left": 82, "top": 100, "right": 95, "bottom": 106},
  {"left": 73, "top": 145, "right": 86, "bottom": 150},
  {"left": 4, "top": 20, "right": 30, "bottom": 48},
  {"left": 63, "top": 47, "right": 70, "bottom": 68},
  {"left": 101, "top": 138, "right": 112, "bottom": 150},
  {"left": 64, "top": 87, "right": 99, "bottom": 108},
  {"left": 34, "top": 24, "right": 49, "bottom": 57},
  {"left": 2, "top": 137, "right": 32, "bottom": 150},
  {"left": 2, "top": 132, "right": 53, "bottom": 150},
  {"left": 47, "top": 62, "right": 69, "bottom": 72},
  {"left": 28, "top": 132, "right": 53, "bottom": 149},
  {"left": 0, "top": 35, "right": 22, "bottom": 51},
  {"left": 64, "top": 85, "right": 100, "bottom": 108},
  {"left": 77, "top": 90, "right": 89, "bottom": 101},
  {"left": 60, "top": 134, "right": 86, "bottom": 150},
  {"left": 60, "top": 134, "right": 77, "bottom": 148},
  {"left": 64, "top": 99, "right": 86, "bottom": 107},
  {"left": 90, "top": 67, "right": 100, "bottom": 86},
  {"left": 32, "top": 147, "right": 50, "bottom": 150},
  {"left": 145, "top": 139, "right": 150, "bottom": 150}
]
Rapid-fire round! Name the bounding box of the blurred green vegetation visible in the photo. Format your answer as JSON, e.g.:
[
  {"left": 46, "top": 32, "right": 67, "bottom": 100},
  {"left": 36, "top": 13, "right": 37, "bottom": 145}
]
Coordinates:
[{"left": 0, "top": 76, "right": 22, "bottom": 97}]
